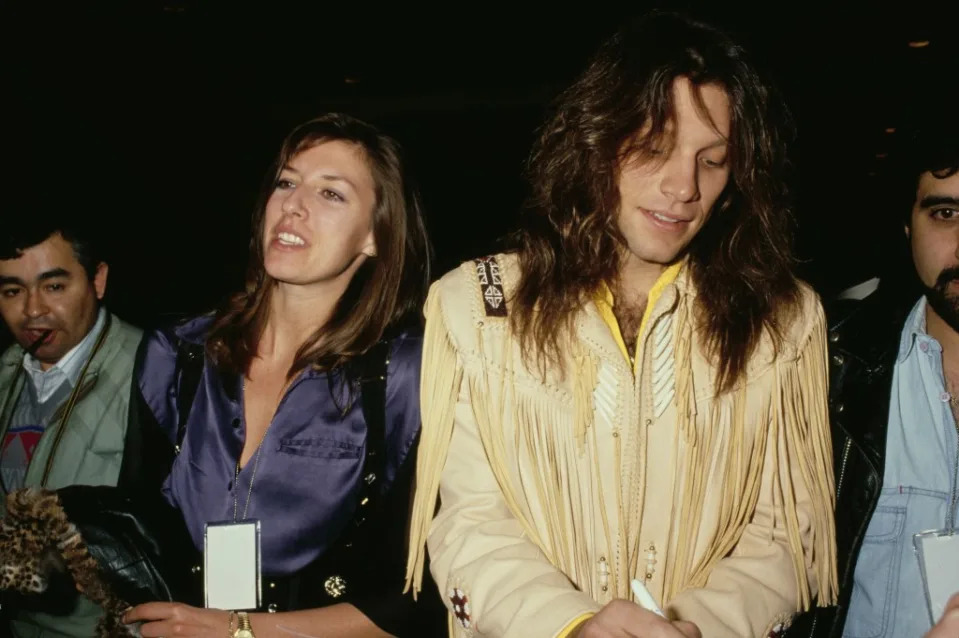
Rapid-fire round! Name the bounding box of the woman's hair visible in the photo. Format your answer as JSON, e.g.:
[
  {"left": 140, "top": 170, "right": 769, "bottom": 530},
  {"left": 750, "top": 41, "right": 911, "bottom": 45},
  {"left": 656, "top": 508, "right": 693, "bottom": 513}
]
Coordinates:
[{"left": 206, "top": 113, "right": 431, "bottom": 377}]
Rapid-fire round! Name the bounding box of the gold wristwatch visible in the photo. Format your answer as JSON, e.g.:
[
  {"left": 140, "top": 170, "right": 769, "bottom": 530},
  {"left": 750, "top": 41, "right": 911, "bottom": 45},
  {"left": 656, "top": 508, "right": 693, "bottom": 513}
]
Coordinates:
[{"left": 232, "top": 611, "right": 255, "bottom": 638}]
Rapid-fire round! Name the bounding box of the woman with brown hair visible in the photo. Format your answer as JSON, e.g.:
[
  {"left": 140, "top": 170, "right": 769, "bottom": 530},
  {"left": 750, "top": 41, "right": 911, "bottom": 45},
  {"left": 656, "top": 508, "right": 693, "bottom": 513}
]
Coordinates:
[{"left": 124, "top": 113, "right": 440, "bottom": 637}]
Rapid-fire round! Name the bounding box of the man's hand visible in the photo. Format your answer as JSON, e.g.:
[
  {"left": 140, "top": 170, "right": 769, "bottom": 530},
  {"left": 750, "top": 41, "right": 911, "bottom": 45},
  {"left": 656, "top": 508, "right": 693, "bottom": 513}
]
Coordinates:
[
  {"left": 574, "top": 599, "right": 701, "bottom": 638},
  {"left": 925, "top": 592, "right": 959, "bottom": 638}
]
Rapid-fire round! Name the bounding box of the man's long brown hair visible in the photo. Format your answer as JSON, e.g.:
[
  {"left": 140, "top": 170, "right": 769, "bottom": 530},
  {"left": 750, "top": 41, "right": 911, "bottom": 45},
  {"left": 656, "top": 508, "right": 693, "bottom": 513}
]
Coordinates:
[
  {"left": 206, "top": 113, "right": 430, "bottom": 377},
  {"left": 511, "top": 12, "right": 800, "bottom": 393}
]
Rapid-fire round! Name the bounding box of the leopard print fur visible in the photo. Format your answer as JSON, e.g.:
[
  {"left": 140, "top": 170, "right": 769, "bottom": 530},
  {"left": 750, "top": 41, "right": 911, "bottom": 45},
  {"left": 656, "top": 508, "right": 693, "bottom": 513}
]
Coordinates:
[{"left": 0, "top": 488, "right": 135, "bottom": 637}]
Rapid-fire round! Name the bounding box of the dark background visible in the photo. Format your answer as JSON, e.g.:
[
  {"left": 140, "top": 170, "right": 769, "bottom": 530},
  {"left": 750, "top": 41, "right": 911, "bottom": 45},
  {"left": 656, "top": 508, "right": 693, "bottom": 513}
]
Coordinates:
[{"left": 2, "top": 2, "right": 957, "bottom": 342}]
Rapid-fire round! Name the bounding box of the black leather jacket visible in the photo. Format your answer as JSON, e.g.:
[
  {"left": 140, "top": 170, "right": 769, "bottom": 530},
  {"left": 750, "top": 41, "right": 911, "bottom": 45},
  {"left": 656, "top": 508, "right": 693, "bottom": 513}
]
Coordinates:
[{"left": 787, "top": 288, "right": 914, "bottom": 637}]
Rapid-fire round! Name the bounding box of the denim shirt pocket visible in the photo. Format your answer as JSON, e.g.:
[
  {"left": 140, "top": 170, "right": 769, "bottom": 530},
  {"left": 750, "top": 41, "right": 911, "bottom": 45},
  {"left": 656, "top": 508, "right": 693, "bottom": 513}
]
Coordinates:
[{"left": 843, "top": 506, "right": 907, "bottom": 638}]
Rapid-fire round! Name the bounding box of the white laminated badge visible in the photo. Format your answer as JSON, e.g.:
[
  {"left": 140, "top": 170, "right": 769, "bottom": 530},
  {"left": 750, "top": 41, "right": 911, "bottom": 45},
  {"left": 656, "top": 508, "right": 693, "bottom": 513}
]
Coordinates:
[
  {"left": 913, "top": 529, "right": 959, "bottom": 624},
  {"left": 204, "top": 520, "right": 261, "bottom": 611}
]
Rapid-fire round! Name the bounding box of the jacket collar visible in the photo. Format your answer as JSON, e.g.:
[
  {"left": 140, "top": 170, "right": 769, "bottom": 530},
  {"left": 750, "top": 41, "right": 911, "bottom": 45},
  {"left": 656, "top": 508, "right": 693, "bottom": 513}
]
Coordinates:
[{"left": 576, "top": 265, "right": 688, "bottom": 370}]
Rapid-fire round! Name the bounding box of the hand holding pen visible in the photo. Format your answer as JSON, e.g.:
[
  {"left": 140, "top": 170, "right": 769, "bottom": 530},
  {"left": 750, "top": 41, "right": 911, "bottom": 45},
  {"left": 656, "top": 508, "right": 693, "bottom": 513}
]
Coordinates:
[
  {"left": 571, "top": 580, "right": 700, "bottom": 637},
  {"left": 630, "top": 579, "right": 667, "bottom": 618}
]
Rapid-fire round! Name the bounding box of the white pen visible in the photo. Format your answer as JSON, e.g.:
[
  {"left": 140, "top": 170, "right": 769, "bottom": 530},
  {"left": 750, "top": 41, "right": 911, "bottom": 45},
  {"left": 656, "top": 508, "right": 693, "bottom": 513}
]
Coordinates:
[{"left": 630, "top": 578, "right": 667, "bottom": 618}]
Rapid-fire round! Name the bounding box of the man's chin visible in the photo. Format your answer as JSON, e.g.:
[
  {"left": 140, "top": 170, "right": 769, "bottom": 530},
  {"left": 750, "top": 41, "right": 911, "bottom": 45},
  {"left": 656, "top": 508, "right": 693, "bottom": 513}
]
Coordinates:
[{"left": 926, "top": 289, "right": 959, "bottom": 334}]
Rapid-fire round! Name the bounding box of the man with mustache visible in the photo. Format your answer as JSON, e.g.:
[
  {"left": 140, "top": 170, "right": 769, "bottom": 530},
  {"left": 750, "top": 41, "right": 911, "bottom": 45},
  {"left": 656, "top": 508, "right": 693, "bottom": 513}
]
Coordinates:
[
  {"left": 789, "top": 118, "right": 959, "bottom": 638},
  {"left": 0, "top": 216, "right": 142, "bottom": 638}
]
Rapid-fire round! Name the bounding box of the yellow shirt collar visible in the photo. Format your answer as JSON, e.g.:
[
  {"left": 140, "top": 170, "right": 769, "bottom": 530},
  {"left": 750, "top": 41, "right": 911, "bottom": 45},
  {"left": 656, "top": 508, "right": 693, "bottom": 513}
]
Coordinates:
[{"left": 594, "top": 261, "right": 683, "bottom": 373}]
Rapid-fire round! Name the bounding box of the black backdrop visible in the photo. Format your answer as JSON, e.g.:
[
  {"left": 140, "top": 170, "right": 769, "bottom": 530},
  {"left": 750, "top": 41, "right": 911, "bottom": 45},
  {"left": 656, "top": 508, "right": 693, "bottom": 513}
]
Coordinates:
[{"left": 2, "top": 3, "right": 956, "bottom": 345}]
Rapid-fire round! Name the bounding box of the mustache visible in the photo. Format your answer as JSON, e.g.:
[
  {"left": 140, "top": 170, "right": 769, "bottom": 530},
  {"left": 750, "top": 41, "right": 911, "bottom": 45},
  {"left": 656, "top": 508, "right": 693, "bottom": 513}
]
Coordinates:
[{"left": 935, "top": 266, "right": 959, "bottom": 290}]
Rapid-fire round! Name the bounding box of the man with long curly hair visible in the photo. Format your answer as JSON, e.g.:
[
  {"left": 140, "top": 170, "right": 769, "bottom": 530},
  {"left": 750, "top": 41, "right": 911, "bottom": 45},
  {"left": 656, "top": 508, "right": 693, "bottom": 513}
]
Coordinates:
[{"left": 407, "top": 13, "right": 837, "bottom": 638}]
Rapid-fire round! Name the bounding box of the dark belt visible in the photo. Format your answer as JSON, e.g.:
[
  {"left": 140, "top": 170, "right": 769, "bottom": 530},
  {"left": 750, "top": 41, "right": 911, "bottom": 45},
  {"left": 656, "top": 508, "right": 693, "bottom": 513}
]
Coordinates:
[{"left": 186, "top": 560, "right": 358, "bottom": 613}]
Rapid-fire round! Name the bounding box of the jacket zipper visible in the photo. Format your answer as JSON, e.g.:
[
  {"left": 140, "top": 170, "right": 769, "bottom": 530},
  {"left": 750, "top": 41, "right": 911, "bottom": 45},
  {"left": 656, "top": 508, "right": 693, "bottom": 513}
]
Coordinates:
[
  {"left": 836, "top": 438, "right": 853, "bottom": 500},
  {"left": 798, "top": 437, "right": 852, "bottom": 638}
]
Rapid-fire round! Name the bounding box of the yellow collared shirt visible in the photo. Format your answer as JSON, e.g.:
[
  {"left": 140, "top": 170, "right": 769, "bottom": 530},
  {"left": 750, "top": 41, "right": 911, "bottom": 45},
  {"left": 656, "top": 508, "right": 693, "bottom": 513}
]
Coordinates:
[{"left": 593, "top": 262, "right": 683, "bottom": 374}]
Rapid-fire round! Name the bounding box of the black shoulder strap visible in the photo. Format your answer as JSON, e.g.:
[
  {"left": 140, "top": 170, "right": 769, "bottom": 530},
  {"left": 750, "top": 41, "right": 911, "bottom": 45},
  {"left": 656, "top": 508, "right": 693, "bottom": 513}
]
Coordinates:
[
  {"left": 352, "top": 338, "right": 390, "bottom": 527},
  {"left": 174, "top": 340, "right": 205, "bottom": 452},
  {"left": 119, "top": 334, "right": 201, "bottom": 492}
]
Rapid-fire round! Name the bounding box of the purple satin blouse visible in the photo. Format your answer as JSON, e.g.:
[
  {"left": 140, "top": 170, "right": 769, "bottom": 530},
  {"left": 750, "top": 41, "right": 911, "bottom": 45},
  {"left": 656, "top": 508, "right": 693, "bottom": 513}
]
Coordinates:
[{"left": 136, "top": 316, "right": 422, "bottom": 576}]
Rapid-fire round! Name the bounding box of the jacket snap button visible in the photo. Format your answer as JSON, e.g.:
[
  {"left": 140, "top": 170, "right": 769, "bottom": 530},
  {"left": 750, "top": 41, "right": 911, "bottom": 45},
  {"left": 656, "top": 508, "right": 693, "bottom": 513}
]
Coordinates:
[{"left": 324, "top": 575, "right": 347, "bottom": 598}]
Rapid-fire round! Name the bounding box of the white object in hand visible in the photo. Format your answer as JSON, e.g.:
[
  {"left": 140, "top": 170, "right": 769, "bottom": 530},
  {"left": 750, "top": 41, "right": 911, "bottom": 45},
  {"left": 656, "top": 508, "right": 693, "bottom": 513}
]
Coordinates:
[{"left": 630, "top": 578, "right": 666, "bottom": 618}]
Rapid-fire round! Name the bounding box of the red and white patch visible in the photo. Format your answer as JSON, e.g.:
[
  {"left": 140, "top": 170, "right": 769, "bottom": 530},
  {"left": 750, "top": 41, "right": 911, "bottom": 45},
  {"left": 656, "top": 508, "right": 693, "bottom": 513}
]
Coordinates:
[{"left": 448, "top": 587, "right": 472, "bottom": 629}]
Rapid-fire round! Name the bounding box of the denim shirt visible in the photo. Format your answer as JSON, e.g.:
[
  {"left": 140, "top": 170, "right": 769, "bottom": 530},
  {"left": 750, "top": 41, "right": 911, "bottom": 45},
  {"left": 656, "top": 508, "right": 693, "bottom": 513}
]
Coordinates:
[{"left": 843, "top": 297, "right": 959, "bottom": 638}]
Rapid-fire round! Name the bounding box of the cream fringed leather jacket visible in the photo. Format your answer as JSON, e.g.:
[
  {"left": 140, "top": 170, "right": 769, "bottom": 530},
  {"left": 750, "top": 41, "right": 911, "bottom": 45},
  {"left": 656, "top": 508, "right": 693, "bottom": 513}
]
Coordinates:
[{"left": 407, "top": 254, "right": 837, "bottom": 638}]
